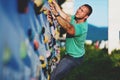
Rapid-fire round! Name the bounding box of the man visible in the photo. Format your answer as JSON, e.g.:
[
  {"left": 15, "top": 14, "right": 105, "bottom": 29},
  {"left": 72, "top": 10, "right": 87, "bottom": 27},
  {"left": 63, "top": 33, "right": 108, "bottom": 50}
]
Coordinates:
[{"left": 48, "top": 0, "right": 93, "bottom": 80}]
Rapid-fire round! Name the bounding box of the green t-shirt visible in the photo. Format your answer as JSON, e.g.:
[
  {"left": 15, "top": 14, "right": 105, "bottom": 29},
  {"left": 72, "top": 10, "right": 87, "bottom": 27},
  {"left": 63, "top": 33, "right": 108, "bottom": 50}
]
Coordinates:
[{"left": 65, "top": 15, "right": 88, "bottom": 57}]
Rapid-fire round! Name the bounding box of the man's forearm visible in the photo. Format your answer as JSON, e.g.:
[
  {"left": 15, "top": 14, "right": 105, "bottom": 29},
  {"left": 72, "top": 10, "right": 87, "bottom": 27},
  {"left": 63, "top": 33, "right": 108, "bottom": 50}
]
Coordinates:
[
  {"left": 48, "top": 0, "right": 74, "bottom": 35},
  {"left": 56, "top": 16, "right": 75, "bottom": 35},
  {"left": 58, "top": 10, "right": 71, "bottom": 23}
]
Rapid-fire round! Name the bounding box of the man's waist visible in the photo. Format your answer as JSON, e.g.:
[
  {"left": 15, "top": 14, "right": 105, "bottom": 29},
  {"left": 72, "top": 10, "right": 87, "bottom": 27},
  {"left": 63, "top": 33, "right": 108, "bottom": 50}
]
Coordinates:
[{"left": 65, "top": 53, "right": 84, "bottom": 58}]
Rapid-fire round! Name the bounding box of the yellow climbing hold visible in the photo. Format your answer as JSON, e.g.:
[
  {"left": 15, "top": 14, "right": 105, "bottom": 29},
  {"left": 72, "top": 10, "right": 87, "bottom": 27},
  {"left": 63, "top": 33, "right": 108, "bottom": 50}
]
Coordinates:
[
  {"left": 34, "top": 0, "right": 44, "bottom": 7},
  {"left": 39, "top": 56, "right": 46, "bottom": 68},
  {"left": 44, "top": 35, "right": 49, "bottom": 43},
  {"left": 48, "top": 0, "right": 52, "bottom": 3}
]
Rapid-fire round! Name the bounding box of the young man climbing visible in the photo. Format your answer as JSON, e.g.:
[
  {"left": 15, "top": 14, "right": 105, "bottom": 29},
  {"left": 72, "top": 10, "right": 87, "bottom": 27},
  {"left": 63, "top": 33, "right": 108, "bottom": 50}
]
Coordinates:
[{"left": 47, "top": 0, "right": 93, "bottom": 80}]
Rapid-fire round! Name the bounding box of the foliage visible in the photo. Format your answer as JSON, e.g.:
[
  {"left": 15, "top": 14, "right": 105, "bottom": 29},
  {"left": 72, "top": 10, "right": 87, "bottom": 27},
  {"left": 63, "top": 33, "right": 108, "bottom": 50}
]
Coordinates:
[{"left": 59, "top": 44, "right": 120, "bottom": 80}]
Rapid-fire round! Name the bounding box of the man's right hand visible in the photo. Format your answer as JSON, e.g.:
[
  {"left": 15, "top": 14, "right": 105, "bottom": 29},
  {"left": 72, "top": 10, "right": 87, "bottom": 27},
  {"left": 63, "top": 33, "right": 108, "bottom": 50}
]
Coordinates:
[{"left": 52, "top": 0, "right": 61, "bottom": 12}]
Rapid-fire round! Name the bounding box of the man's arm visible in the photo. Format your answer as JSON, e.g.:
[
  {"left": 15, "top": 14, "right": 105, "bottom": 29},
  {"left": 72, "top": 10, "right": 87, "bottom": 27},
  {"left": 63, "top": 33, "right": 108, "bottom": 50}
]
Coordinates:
[
  {"left": 55, "top": 15, "right": 75, "bottom": 36},
  {"left": 49, "top": 0, "right": 75, "bottom": 36},
  {"left": 50, "top": 0, "right": 71, "bottom": 22}
]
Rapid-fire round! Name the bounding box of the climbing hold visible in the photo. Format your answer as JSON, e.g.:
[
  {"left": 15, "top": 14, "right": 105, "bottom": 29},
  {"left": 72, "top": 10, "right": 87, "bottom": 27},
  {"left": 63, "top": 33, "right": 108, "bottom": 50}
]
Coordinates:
[
  {"left": 52, "top": 56, "right": 58, "bottom": 63},
  {"left": 20, "top": 42, "right": 27, "bottom": 59},
  {"left": 18, "top": 0, "right": 29, "bottom": 13},
  {"left": 41, "top": 27, "right": 45, "bottom": 34},
  {"left": 48, "top": 0, "right": 52, "bottom": 3},
  {"left": 44, "top": 35, "right": 49, "bottom": 43},
  {"left": 2, "top": 46, "right": 11, "bottom": 63},
  {"left": 34, "top": 0, "right": 45, "bottom": 14},
  {"left": 28, "top": 28, "right": 34, "bottom": 41},
  {"left": 39, "top": 56, "right": 46, "bottom": 68},
  {"left": 34, "top": 0, "right": 44, "bottom": 7},
  {"left": 43, "top": 10, "right": 48, "bottom": 15},
  {"left": 54, "top": 29, "right": 60, "bottom": 40},
  {"left": 33, "top": 39, "right": 39, "bottom": 50},
  {"left": 46, "top": 50, "right": 51, "bottom": 58},
  {"left": 47, "top": 74, "right": 50, "bottom": 80}
]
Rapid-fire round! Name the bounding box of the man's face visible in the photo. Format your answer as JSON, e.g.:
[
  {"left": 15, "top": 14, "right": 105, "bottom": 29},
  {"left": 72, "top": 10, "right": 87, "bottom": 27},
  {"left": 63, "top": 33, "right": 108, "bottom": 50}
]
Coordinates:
[{"left": 75, "top": 5, "right": 89, "bottom": 19}]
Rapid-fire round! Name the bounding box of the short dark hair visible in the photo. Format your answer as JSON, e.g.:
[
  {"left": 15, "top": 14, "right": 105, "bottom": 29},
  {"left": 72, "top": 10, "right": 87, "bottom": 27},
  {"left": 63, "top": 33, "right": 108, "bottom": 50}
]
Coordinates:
[{"left": 83, "top": 4, "right": 93, "bottom": 16}]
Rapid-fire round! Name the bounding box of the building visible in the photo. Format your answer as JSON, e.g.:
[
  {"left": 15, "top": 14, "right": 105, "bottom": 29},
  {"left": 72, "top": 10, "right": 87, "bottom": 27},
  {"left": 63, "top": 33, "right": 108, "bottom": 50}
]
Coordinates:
[{"left": 109, "top": 0, "right": 120, "bottom": 54}]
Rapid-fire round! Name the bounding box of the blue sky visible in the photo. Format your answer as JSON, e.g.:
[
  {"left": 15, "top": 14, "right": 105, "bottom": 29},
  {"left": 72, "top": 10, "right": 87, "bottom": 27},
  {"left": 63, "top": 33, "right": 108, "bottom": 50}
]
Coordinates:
[{"left": 74, "top": 0, "right": 108, "bottom": 27}]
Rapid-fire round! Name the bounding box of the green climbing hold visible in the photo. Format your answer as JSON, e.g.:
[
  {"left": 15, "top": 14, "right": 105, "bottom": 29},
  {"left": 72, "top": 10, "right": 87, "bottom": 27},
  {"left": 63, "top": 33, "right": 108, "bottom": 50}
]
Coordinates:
[
  {"left": 2, "top": 46, "right": 11, "bottom": 63},
  {"left": 20, "top": 42, "right": 27, "bottom": 59}
]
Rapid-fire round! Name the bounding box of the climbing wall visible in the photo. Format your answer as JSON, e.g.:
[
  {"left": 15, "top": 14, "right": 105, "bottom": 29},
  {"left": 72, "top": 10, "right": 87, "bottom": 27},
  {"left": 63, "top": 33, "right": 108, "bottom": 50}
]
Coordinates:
[{"left": 0, "top": 0, "right": 60, "bottom": 80}]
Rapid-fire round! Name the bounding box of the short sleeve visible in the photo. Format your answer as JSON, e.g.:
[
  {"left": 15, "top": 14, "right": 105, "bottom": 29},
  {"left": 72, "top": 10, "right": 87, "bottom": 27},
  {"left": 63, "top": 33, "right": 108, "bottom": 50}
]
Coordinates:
[{"left": 70, "top": 15, "right": 75, "bottom": 23}]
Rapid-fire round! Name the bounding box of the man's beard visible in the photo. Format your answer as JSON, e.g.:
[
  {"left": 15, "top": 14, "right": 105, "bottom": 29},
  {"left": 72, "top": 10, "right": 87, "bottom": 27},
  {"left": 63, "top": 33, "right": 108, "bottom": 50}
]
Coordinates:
[
  {"left": 74, "top": 16, "right": 83, "bottom": 20},
  {"left": 74, "top": 16, "right": 86, "bottom": 21}
]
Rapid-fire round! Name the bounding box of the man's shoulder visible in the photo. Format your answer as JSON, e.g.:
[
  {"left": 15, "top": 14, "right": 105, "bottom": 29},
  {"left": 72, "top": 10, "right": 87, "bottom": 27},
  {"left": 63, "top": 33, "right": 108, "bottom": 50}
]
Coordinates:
[
  {"left": 70, "top": 15, "right": 75, "bottom": 19},
  {"left": 69, "top": 15, "right": 75, "bottom": 23}
]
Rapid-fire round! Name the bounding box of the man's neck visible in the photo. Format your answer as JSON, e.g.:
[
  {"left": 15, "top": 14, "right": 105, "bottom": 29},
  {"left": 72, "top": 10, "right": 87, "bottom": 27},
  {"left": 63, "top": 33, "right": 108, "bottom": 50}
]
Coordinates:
[{"left": 75, "top": 17, "right": 85, "bottom": 24}]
